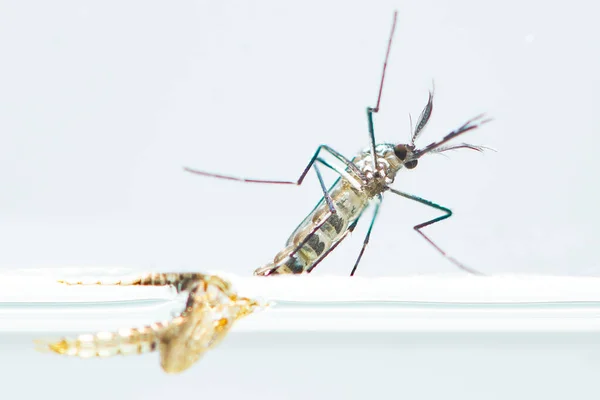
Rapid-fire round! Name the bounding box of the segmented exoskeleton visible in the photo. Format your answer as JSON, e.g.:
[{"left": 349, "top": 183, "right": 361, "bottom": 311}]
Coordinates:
[{"left": 37, "top": 272, "right": 262, "bottom": 373}]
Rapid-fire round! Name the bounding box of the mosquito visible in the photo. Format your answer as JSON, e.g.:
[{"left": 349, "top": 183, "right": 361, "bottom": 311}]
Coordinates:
[
  {"left": 37, "top": 272, "right": 262, "bottom": 374},
  {"left": 185, "top": 11, "right": 491, "bottom": 276}
]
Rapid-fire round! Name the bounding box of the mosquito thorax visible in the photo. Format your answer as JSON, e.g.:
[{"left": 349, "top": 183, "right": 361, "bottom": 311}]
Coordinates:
[{"left": 350, "top": 144, "right": 403, "bottom": 194}]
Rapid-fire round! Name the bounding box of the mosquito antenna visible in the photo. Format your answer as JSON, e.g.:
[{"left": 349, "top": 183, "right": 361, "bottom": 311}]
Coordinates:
[
  {"left": 429, "top": 143, "right": 496, "bottom": 155},
  {"left": 411, "top": 81, "right": 435, "bottom": 146},
  {"left": 408, "top": 113, "right": 414, "bottom": 141},
  {"left": 412, "top": 114, "right": 492, "bottom": 159}
]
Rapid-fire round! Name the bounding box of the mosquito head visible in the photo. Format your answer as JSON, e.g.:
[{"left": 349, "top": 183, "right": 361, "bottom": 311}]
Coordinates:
[{"left": 393, "top": 144, "right": 419, "bottom": 170}]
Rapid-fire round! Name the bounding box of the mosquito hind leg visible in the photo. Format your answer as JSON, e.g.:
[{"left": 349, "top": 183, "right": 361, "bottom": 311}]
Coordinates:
[
  {"left": 365, "top": 12, "right": 398, "bottom": 170},
  {"left": 388, "top": 188, "right": 484, "bottom": 275}
]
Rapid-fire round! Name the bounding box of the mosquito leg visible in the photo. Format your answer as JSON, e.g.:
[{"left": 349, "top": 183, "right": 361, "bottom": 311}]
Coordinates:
[
  {"left": 307, "top": 8, "right": 395, "bottom": 262},
  {"left": 319, "top": 145, "right": 366, "bottom": 187},
  {"left": 184, "top": 144, "right": 364, "bottom": 188},
  {"left": 350, "top": 195, "right": 382, "bottom": 276},
  {"left": 185, "top": 12, "right": 398, "bottom": 187},
  {"left": 58, "top": 272, "right": 207, "bottom": 293},
  {"left": 366, "top": 107, "right": 378, "bottom": 169},
  {"left": 388, "top": 188, "right": 484, "bottom": 275},
  {"left": 314, "top": 164, "right": 335, "bottom": 213},
  {"left": 365, "top": 12, "right": 398, "bottom": 169},
  {"left": 315, "top": 157, "right": 342, "bottom": 175}
]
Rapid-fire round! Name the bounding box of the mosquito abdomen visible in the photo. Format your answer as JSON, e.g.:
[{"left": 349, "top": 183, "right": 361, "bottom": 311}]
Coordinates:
[
  {"left": 38, "top": 323, "right": 168, "bottom": 358},
  {"left": 256, "top": 179, "right": 369, "bottom": 275}
]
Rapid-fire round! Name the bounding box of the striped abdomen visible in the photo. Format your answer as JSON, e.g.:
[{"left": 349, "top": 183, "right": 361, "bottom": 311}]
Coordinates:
[{"left": 255, "top": 178, "right": 369, "bottom": 275}]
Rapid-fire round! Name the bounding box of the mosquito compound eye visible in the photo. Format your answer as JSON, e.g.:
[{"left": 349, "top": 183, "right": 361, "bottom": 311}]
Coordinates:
[
  {"left": 394, "top": 145, "right": 408, "bottom": 161},
  {"left": 405, "top": 160, "right": 418, "bottom": 169}
]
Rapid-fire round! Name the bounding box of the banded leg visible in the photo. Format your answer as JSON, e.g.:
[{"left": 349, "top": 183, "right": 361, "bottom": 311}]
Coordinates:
[
  {"left": 349, "top": 196, "right": 382, "bottom": 276},
  {"left": 388, "top": 188, "right": 484, "bottom": 275}
]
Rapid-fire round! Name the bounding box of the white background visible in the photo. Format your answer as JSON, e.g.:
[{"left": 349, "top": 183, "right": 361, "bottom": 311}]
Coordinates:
[
  {"left": 1, "top": 1, "right": 598, "bottom": 277},
  {"left": 1, "top": 1, "right": 600, "bottom": 399}
]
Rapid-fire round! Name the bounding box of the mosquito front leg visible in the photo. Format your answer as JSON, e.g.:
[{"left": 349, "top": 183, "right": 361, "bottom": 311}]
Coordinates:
[
  {"left": 365, "top": 11, "right": 398, "bottom": 170},
  {"left": 388, "top": 188, "right": 484, "bottom": 275}
]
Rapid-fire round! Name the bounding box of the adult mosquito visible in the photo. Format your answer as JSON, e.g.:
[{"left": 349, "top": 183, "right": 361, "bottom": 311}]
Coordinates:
[{"left": 185, "top": 11, "right": 491, "bottom": 276}]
